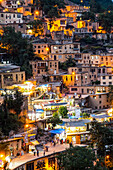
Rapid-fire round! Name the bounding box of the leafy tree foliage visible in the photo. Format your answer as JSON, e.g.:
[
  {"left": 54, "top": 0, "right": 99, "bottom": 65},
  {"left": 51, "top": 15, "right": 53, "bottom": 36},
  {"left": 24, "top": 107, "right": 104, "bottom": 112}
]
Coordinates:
[
  {"left": 108, "top": 85, "right": 113, "bottom": 105},
  {"left": 57, "top": 146, "right": 105, "bottom": 170},
  {"left": 34, "top": 0, "right": 65, "bottom": 19},
  {"left": 59, "top": 106, "right": 68, "bottom": 118},
  {"left": 82, "top": 11, "right": 95, "bottom": 21},
  {"left": 28, "top": 19, "right": 44, "bottom": 36},
  {"left": 0, "top": 91, "right": 24, "bottom": 135},
  {"left": 47, "top": 112, "right": 62, "bottom": 128},
  {"left": 80, "top": 112, "right": 90, "bottom": 118},
  {"left": 59, "top": 56, "right": 76, "bottom": 71},
  {"left": 7, "top": 90, "right": 24, "bottom": 116},
  {"left": 90, "top": 120, "right": 113, "bottom": 156},
  {"left": 98, "top": 12, "right": 113, "bottom": 34},
  {"left": 1, "top": 27, "right": 34, "bottom": 79}
]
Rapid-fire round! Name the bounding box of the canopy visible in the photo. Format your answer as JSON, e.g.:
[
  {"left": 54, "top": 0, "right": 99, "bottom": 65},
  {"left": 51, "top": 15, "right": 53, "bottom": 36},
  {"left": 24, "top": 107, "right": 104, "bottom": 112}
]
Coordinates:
[
  {"left": 36, "top": 109, "right": 44, "bottom": 112},
  {"left": 30, "top": 140, "right": 39, "bottom": 145},
  {"left": 49, "top": 129, "right": 65, "bottom": 134}
]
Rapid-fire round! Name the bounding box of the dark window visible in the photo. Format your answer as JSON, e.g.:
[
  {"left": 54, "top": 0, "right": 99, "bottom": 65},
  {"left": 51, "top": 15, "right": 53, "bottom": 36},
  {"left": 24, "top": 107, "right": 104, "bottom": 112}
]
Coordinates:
[
  {"left": 50, "top": 62, "right": 52, "bottom": 67},
  {"left": 103, "top": 68, "right": 105, "bottom": 73},
  {"left": 16, "top": 74, "right": 18, "bottom": 81},
  {"left": 54, "top": 55, "right": 56, "bottom": 60},
  {"left": 103, "top": 76, "right": 105, "bottom": 79},
  {"left": 17, "top": 14, "right": 21, "bottom": 18},
  {"left": 99, "top": 95, "right": 101, "bottom": 98},
  {"left": 99, "top": 101, "right": 101, "bottom": 104},
  {"left": 26, "top": 162, "right": 34, "bottom": 170},
  {"left": 87, "top": 89, "right": 89, "bottom": 93},
  {"left": 21, "top": 74, "right": 23, "bottom": 80},
  {"left": 38, "top": 50, "right": 40, "bottom": 53},
  {"left": 71, "top": 88, "right": 77, "bottom": 91},
  {"left": 109, "top": 76, "right": 112, "bottom": 79},
  {"left": 1, "top": 14, "right": 3, "bottom": 17},
  {"left": 82, "top": 89, "right": 84, "bottom": 93}
]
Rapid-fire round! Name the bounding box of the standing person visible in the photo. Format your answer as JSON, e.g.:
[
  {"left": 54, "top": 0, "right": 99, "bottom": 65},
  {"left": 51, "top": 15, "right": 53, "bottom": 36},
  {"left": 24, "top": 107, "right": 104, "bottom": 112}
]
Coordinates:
[
  {"left": 54, "top": 141, "right": 56, "bottom": 147},
  {"left": 34, "top": 150, "right": 36, "bottom": 156},
  {"left": 43, "top": 150, "right": 45, "bottom": 156},
  {"left": 37, "top": 149, "right": 39, "bottom": 156}
]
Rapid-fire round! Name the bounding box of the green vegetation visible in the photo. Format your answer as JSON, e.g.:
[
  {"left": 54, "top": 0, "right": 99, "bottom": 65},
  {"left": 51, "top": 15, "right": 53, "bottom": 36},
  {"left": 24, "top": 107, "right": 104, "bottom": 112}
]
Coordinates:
[
  {"left": 82, "top": 11, "right": 95, "bottom": 21},
  {"left": 59, "top": 56, "right": 76, "bottom": 71},
  {"left": 59, "top": 106, "right": 68, "bottom": 118},
  {"left": 0, "top": 90, "right": 25, "bottom": 136},
  {"left": 90, "top": 120, "right": 113, "bottom": 156},
  {"left": 57, "top": 146, "right": 105, "bottom": 170},
  {"left": 1, "top": 27, "right": 34, "bottom": 79},
  {"left": 108, "top": 85, "right": 113, "bottom": 105},
  {"left": 28, "top": 19, "right": 44, "bottom": 36},
  {"left": 70, "top": 0, "right": 113, "bottom": 13},
  {"left": 33, "top": 0, "right": 65, "bottom": 19},
  {"left": 80, "top": 112, "right": 90, "bottom": 118},
  {"left": 47, "top": 112, "right": 62, "bottom": 128}
]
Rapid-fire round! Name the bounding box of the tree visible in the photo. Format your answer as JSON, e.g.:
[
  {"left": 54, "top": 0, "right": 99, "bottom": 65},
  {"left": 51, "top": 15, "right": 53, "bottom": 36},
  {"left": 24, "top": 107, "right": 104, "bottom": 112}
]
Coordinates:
[
  {"left": 7, "top": 90, "right": 24, "bottom": 116},
  {"left": 28, "top": 19, "right": 44, "bottom": 36},
  {"left": 82, "top": 11, "right": 95, "bottom": 21},
  {"left": 57, "top": 146, "right": 105, "bottom": 170},
  {"left": 0, "top": 91, "right": 24, "bottom": 135},
  {"left": 98, "top": 12, "right": 113, "bottom": 34},
  {"left": 59, "top": 106, "right": 68, "bottom": 118},
  {"left": 59, "top": 56, "right": 76, "bottom": 71},
  {"left": 90, "top": 120, "right": 113, "bottom": 156},
  {"left": 33, "top": 0, "right": 65, "bottom": 19},
  {"left": 80, "top": 112, "right": 90, "bottom": 118},
  {"left": 108, "top": 85, "right": 113, "bottom": 105},
  {"left": 1, "top": 27, "right": 34, "bottom": 78},
  {"left": 47, "top": 112, "right": 62, "bottom": 128}
]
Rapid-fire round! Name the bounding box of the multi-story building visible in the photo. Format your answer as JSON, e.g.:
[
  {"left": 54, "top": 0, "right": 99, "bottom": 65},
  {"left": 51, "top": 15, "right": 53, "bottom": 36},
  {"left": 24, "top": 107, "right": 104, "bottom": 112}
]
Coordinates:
[
  {"left": 49, "top": 41, "right": 80, "bottom": 62},
  {"left": 30, "top": 59, "right": 59, "bottom": 78},
  {"left": 0, "top": 12, "right": 23, "bottom": 24},
  {"left": 32, "top": 40, "right": 50, "bottom": 55},
  {"left": 0, "top": 64, "right": 25, "bottom": 88},
  {"left": 3, "top": 0, "right": 19, "bottom": 9}
]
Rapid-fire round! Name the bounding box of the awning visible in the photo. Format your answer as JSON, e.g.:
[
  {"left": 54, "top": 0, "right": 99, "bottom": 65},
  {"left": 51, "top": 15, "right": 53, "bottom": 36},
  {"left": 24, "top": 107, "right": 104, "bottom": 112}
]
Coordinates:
[
  {"left": 49, "top": 129, "right": 65, "bottom": 134},
  {"left": 36, "top": 109, "right": 44, "bottom": 112},
  {"left": 30, "top": 140, "right": 39, "bottom": 145}
]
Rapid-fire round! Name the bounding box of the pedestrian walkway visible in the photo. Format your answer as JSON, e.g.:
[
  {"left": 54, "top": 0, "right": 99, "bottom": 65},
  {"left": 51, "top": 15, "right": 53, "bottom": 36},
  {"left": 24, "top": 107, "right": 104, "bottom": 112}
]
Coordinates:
[{"left": 8, "top": 143, "right": 86, "bottom": 169}]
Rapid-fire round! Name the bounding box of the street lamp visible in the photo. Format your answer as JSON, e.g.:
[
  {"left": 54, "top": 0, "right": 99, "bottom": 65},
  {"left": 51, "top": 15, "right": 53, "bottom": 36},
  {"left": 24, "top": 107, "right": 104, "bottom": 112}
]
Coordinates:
[{"left": 35, "top": 10, "right": 39, "bottom": 15}]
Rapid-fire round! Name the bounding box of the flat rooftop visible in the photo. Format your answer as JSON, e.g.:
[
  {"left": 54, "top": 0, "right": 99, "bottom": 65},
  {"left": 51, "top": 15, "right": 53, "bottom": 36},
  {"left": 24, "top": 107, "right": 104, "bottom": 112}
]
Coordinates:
[{"left": 0, "top": 64, "right": 20, "bottom": 73}]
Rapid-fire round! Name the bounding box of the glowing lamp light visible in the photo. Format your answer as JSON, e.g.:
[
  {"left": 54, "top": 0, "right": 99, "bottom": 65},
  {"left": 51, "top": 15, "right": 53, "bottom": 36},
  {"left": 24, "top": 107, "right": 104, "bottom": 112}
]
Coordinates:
[
  {"left": 46, "top": 47, "right": 49, "bottom": 52},
  {"left": 25, "top": 124, "right": 29, "bottom": 128},
  {"left": 72, "top": 72, "right": 75, "bottom": 76},
  {"left": 48, "top": 87, "right": 51, "bottom": 91},
  {"left": 0, "top": 154, "right": 3, "bottom": 158},
  {"left": 106, "top": 155, "right": 110, "bottom": 159},
  {"left": 35, "top": 11, "right": 39, "bottom": 15}
]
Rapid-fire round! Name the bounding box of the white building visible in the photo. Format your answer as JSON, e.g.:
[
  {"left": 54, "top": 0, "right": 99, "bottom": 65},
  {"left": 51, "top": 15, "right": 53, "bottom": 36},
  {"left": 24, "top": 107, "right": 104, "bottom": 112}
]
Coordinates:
[{"left": 0, "top": 12, "right": 23, "bottom": 24}]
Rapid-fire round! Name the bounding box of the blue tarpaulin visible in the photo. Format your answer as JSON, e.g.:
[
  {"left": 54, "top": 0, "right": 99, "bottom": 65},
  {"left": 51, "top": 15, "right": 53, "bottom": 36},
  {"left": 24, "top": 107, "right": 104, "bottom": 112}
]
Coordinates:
[
  {"left": 36, "top": 109, "right": 44, "bottom": 112},
  {"left": 49, "top": 129, "right": 65, "bottom": 134}
]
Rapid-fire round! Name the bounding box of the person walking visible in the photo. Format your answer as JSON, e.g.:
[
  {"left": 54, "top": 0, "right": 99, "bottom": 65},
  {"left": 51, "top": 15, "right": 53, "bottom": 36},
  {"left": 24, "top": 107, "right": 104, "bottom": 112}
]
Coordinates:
[
  {"left": 43, "top": 150, "right": 45, "bottom": 156},
  {"left": 37, "top": 149, "right": 39, "bottom": 156}
]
